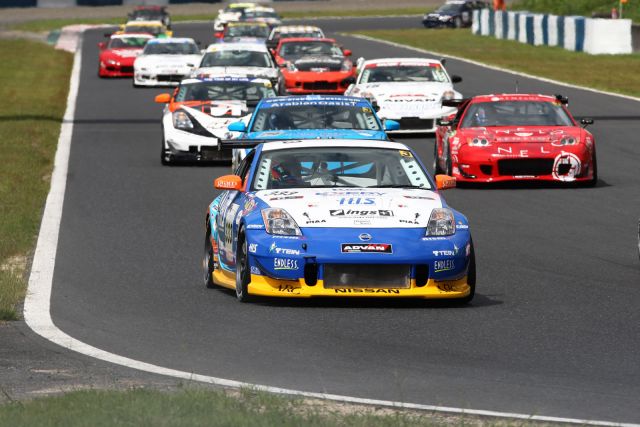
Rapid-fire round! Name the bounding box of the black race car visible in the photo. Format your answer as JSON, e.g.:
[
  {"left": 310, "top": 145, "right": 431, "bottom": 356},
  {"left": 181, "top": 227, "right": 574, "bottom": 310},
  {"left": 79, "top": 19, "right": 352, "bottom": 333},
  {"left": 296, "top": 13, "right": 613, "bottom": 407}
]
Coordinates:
[
  {"left": 422, "top": 1, "right": 488, "bottom": 29},
  {"left": 128, "top": 6, "right": 171, "bottom": 29}
]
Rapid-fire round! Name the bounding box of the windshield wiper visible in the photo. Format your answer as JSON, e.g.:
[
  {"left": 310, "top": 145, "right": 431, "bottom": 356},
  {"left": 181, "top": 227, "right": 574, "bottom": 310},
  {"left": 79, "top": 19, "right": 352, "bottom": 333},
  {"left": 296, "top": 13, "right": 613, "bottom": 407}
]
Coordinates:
[{"left": 366, "top": 184, "right": 429, "bottom": 189}]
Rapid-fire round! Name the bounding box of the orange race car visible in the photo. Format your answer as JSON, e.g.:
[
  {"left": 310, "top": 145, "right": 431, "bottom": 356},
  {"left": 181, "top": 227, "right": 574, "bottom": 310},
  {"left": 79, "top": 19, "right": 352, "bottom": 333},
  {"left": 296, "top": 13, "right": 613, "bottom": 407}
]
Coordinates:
[{"left": 271, "top": 37, "right": 356, "bottom": 95}]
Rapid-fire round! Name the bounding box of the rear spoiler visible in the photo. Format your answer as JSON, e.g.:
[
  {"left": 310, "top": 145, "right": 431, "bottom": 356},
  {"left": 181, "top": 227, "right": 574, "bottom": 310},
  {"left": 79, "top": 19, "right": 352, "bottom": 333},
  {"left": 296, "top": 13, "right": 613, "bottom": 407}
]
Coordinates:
[
  {"left": 218, "top": 139, "right": 270, "bottom": 150},
  {"left": 441, "top": 98, "right": 469, "bottom": 108}
]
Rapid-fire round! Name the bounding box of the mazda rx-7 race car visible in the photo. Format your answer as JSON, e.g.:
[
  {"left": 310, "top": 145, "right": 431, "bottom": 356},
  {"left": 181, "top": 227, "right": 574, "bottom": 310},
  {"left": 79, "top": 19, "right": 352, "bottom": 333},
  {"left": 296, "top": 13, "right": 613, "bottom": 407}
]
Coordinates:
[
  {"left": 345, "top": 58, "right": 462, "bottom": 133},
  {"left": 204, "top": 139, "right": 475, "bottom": 303},
  {"left": 155, "top": 77, "right": 276, "bottom": 165},
  {"left": 226, "top": 95, "right": 399, "bottom": 169},
  {"left": 98, "top": 33, "right": 153, "bottom": 77},
  {"left": 434, "top": 94, "right": 597, "bottom": 185},
  {"left": 273, "top": 38, "right": 356, "bottom": 95},
  {"left": 133, "top": 38, "right": 202, "bottom": 87}
]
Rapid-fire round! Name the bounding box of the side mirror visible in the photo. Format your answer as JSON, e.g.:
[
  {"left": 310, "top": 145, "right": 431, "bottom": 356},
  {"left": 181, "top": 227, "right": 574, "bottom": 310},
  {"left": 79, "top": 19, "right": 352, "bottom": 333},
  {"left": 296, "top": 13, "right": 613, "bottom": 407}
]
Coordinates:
[
  {"left": 435, "top": 174, "right": 456, "bottom": 190},
  {"left": 384, "top": 120, "right": 400, "bottom": 131},
  {"left": 227, "top": 121, "right": 247, "bottom": 132},
  {"left": 451, "top": 75, "right": 463, "bottom": 83},
  {"left": 580, "top": 118, "right": 594, "bottom": 127},
  {"left": 440, "top": 58, "right": 447, "bottom": 66},
  {"left": 342, "top": 49, "right": 352, "bottom": 57},
  {"left": 214, "top": 31, "right": 224, "bottom": 39},
  {"left": 154, "top": 93, "right": 172, "bottom": 104},
  {"left": 436, "top": 118, "right": 452, "bottom": 127},
  {"left": 214, "top": 175, "right": 243, "bottom": 191},
  {"left": 98, "top": 42, "right": 106, "bottom": 50}
]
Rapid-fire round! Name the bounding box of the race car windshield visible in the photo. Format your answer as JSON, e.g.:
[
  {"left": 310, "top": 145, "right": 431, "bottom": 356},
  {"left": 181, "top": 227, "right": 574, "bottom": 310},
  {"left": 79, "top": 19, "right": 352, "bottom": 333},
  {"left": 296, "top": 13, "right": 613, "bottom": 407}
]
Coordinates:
[
  {"left": 360, "top": 65, "right": 449, "bottom": 83},
  {"left": 200, "top": 51, "right": 271, "bottom": 68},
  {"left": 245, "top": 10, "right": 278, "bottom": 18},
  {"left": 253, "top": 147, "right": 432, "bottom": 190},
  {"left": 272, "top": 31, "right": 323, "bottom": 41},
  {"left": 279, "top": 41, "right": 343, "bottom": 59},
  {"left": 108, "top": 37, "right": 150, "bottom": 49},
  {"left": 125, "top": 25, "right": 162, "bottom": 35},
  {"left": 460, "top": 101, "right": 574, "bottom": 127},
  {"left": 436, "top": 4, "right": 464, "bottom": 13},
  {"left": 250, "top": 104, "right": 381, "bottom": 131},
  {"left": 131, "top": 10, "right": 164, "bottom": 20},
  {"left": 225, "top": 25, "right": 270, "bottom": 38},
  {"left": 143, "top": 42, "right": 199, "bottom": 55},
  {"left": 176, "top": 81, "right": 276, "bottom": 103}
]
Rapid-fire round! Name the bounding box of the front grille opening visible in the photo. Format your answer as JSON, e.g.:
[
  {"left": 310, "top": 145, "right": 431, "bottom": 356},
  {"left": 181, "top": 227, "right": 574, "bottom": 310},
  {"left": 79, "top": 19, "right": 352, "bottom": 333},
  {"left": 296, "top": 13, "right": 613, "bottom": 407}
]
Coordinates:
[
  {"left": 557, "top": 163, "right": 572, "bottom": 175},
  {"left": 415, "top": 264, "right": 429, "bottom": 287},
  {"left": 323, "top": 264, "right": 411, "bottom": 289},
  {"left": 479, "top": 165, "right": 493, "bottom": 175},
  {"left": 497, "top": 159, "right": 553, "bottom": 176}
]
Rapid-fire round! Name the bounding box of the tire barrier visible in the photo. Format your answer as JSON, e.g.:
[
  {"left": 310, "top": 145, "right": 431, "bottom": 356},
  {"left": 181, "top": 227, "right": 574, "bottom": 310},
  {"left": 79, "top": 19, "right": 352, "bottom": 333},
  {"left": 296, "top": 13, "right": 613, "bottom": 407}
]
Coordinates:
[{"left": 472, "top": 9, "right": 632, "bottom": 55}]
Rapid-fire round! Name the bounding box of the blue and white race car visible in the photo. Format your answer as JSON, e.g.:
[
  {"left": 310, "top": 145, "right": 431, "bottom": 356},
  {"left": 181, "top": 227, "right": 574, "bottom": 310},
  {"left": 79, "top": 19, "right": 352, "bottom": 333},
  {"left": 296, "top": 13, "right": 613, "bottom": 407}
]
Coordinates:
[
  {"left": 226, "top": 95, "right": 399, "bottom": 169},
  {"left": 204, "top": 139, "right": 475, "bottom": 303}
]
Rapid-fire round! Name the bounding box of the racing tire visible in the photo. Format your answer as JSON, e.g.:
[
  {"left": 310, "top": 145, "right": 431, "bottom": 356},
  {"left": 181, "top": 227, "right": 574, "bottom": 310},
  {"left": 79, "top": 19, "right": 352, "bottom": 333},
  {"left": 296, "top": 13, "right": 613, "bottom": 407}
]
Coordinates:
[
  {"left": 161, "top": 138, "right": 171, "bottom": 166},
  {"left": 235, "top": 228, "right": 253, "bottom": 303},
  {"left": 584, "top": 149, "right": 598, "bottom": 187},
  {"left": 203, "top": 224, "right": 216, "bottom": 289},
  {"left": 433, "top": 142, "right": 444, "bottom": 175},
  {"left": 444, "top": 146, "right": 453, "bottom": 176},
  {"left": 456, "top": 241, "right": 476, "bottom": 305}
]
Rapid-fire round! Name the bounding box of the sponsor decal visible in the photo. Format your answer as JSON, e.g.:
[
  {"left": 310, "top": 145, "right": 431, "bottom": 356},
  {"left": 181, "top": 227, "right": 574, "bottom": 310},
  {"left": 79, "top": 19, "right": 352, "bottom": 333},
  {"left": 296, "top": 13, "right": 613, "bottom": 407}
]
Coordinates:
[
  {"left": 341, "top": 243, "right": 392, "bottom": 254},
  {"left": 242, "top": 198, "right": 257, "bottom": 214},
  {"left": 274, "top": 258, "right": 299, "bottom": 270},
  {"left": 422, "top": 237, "right": 447, "bottom": 241},
  {"left": 302, "top": 212, "right": 326, "bottom": 224},
  {"left": 339, "top": 197, "right": 375, "bottom": 205},
  {"left": 330, "top": 209, "right": 393, "bottom": 217},
  {"left": 246, "top": 224, "right": 265, "bottom": 229},
  {"left": 437, "top": 283, "right": 456, "bottom": 292},
  {"left": 358, "top": 233, "right": 372, "bottom": 242},
  {"left": 434, "top": 260, "right": 455, "bottom": 272},
  {"left": 267, "top": 190, "right": 299, "bottom": 196},
  {"left": 432, "top": 250, "right": 454, "bottom": 257},
  {"left": 354, "top": 219, "right": 372, "bottom": 225},
  {"left": 403, "top": 195, "right": 435, "bottom": 200},
  {"left": 333, "top": 288, "right": 400, "bottom": 294},
  {"left": 269, "top": 243, "right": 300, "bottom": 256},
  {"left": 249, "top": 243, "right": 258, "bottom": 253},
  {"left": 399, "top": 150, "right": 413, "bottom": 158},
  {"left": 269, "top": 195, "right": 303, "bottom": 201},
  {"left": 277, "top": 285, "right": 299, "bottom": 293},
  {"left": 316, "top": 191, "right": 385, "bottom": 197},
  {"left": 552, "top": 152, "right": 581, "bottom": 181},
  {"left": 250, "top": 266, "right": 261, "bottom": 275}
]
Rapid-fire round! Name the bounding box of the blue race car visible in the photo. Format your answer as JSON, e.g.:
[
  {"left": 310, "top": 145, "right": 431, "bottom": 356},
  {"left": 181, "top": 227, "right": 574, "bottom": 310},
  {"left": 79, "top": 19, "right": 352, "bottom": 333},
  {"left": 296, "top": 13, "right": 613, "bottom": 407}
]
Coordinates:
[
  {"left": 204, "top": 138, "right": 475, "bottom": 303},
  {"left": 226, "top": 95, "right": 399, "bottom": 169}
]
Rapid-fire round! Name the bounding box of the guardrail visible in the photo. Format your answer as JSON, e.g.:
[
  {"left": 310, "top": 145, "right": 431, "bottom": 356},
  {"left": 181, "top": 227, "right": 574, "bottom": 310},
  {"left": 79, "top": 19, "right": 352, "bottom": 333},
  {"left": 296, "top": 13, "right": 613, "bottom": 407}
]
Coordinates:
[{"left": 472, "top": 9, "right": 632, "bottom": 55}]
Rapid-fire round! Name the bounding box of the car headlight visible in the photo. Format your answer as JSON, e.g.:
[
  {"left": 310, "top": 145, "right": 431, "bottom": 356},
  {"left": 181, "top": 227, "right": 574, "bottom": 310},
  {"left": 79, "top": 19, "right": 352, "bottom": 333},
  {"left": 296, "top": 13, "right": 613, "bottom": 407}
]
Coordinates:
[
  {"left": 106, "top": 59, "right": 118, "bottom": 66},
  {"left": 172, "top": 111, "right": 194, "bottom": 130},
  {"left": 467, "top": 137, "right": 491, "bottom": 147},
  {"left": 426, "top": 208, "right": 456, "bottom": 236},
  {"left": 286, "top": 62, "right": 297, "bottom": 72},
  {"left": 341, "top": 61, "right": 352, "bottom": 72},
  {"left": 559, "top": 136, "right": 578, "bottom": 145},
  {"left": 441, "top": 90, "right": 455, "bottom": 101},
  {"left": 439, "top": 15, "right": 452, "bottom": 21},
  {"left": 262, "top": 208, "right": 302, "bottom": 236}
]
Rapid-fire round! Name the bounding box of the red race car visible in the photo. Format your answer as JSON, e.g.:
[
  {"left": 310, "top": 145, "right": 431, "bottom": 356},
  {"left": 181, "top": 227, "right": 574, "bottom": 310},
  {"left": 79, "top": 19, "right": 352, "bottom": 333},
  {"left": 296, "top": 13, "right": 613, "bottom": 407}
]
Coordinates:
[
  {"left": 272, "top": 37, "right": 355, "bottom": 94},
  {"left": 98, "top": 33, "right": 153, "bottom": 78},
  {"left": 434, "top": 94, "right": 597, "bottom": 186}
]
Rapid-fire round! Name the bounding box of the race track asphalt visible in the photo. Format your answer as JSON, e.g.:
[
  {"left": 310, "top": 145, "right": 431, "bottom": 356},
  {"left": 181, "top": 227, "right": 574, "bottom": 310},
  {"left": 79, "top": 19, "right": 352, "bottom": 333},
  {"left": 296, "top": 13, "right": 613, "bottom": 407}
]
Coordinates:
[{"left": 49, "top": 17, "right": 640, "bottom": 423}]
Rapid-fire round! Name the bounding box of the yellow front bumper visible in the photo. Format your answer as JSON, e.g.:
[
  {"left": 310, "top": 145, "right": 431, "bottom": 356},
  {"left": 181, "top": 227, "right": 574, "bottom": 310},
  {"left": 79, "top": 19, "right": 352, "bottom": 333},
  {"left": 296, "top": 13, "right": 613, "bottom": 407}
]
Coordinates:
[{"left": 213, "top": 270, "right": 471, "bottom": 299}]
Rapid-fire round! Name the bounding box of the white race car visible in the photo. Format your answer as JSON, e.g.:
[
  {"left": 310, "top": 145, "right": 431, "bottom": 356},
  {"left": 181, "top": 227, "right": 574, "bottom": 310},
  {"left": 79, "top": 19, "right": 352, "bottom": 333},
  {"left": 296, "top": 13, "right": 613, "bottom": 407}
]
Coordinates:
[
  {"left": 212, "top": 2, "right": 256, "bottom": 32},
  {"left": 133, "top": 38, "right": 202, "bottom": 87},
  {"left": 154, "top": 77, "right": 277, "bottom": 165},
  {"left": 345, "top": 58, "right": 463, "bottom": 133},
  {"left": 266, "top": 25, "right": 325, "bottom": 50},
  {"left": 194, "top": 42, "right": 281, "bottom": 90},
  {"left": 243, "top": 6, "right": 281, "bottom": 28}
]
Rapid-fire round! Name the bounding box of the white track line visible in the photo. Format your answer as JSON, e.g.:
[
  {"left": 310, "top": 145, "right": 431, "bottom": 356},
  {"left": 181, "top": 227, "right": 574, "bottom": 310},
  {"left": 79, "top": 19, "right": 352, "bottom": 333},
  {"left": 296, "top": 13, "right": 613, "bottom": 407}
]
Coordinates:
[
  {"left": 346, "top": 34, "right": 640, "bottom": 104},
  {"left": 23, "top": 33, "right": 639, "bottom": 427}
]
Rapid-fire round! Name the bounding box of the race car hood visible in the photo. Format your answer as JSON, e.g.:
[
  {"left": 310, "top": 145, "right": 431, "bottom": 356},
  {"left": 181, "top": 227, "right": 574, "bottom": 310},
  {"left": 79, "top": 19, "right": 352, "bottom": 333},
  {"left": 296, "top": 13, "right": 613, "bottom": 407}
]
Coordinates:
[
  {"left": 194, "top": 66, "right": 278, "bottom": 80},
  {"left": 351, "top": 82, "right": 457, "bottom": 115},
  {"left": 181, "top": 100, "right": 253, "bottom": 137},
  {"left": 247, "top": 129, "right": 387, "bottom": 140},
  {"left": 291, "top": 56, "right": 346, "bottom": 72},
  {"left": 102, "top": 48, "right": 143, "bottom": 60},
  {"left": 254, "top": 187, "right": 443, "bottom": 228},
  {"left": 135, "top": 54, "right": 202, "bottom": 69},
  {"left": 461, "top": 126, "right": 583, "bottom": 144}
]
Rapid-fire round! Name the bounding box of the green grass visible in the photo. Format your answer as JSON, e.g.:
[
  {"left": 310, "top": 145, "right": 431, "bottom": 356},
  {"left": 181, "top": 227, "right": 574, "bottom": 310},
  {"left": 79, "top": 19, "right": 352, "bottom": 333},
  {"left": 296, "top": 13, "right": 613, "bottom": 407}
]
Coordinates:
[
  {"left": 511, "top": 0, "right": 640, "bottom": 22},
  {"left": 354, "top": 29, "right": 640, "bottom": 98},
  {"left": 0, "top": 387, "right": 468, "bottom": 427},
  {"left": 0, "top": 39, "right": 72, "bottom": 320},
  {"left": 10, "top": 8, "right": 426, "bottom": 33}
]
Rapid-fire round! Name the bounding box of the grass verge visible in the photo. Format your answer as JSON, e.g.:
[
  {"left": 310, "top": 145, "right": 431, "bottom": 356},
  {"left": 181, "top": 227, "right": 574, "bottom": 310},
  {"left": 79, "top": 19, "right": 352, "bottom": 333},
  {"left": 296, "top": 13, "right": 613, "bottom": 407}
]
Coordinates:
[
  {"left": 353, "top": 29, "right": 640, "bottom": 98},
  {"left": 10, "top": 8, "right": 425, "bottom": 33},
  {"left": 0, "top": 386, "right": 530, "bottom": 426},
  {"left": 0, "top": 39, "right": 72, "bottom": 320}
]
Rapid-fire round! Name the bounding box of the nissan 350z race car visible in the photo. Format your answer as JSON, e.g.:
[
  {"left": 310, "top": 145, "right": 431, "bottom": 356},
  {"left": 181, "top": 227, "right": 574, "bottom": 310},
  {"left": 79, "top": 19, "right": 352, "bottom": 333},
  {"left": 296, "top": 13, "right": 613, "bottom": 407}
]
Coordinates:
[
  {"left": 434, "top": 94, "right": 597, "bottom": 185},
  {"left": 204, "top": 139, "right": 475, "bottom": 303}
]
